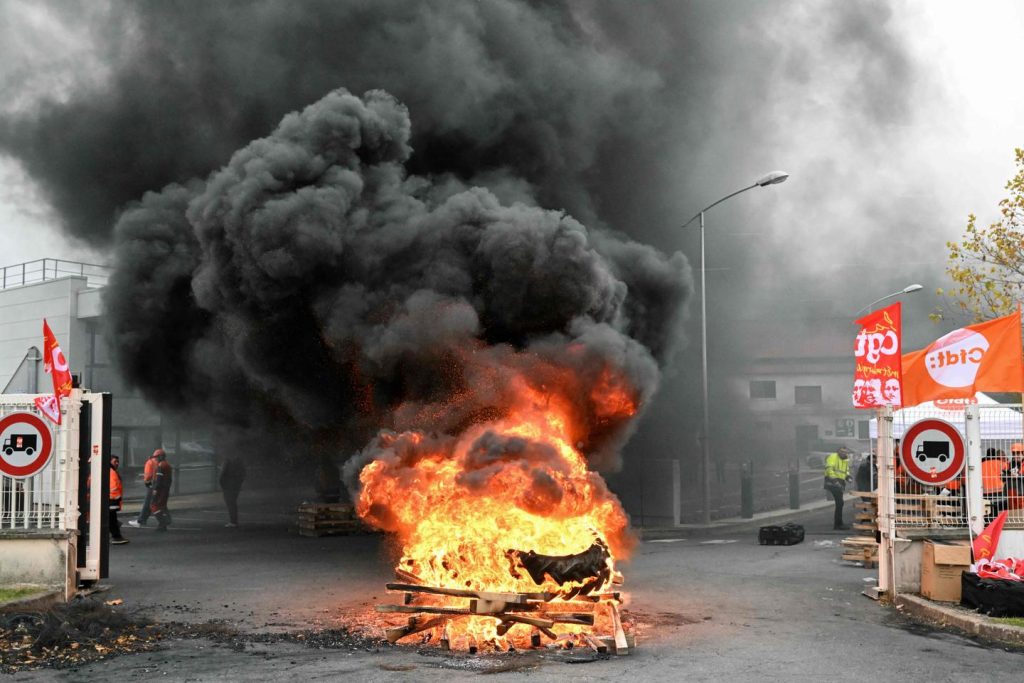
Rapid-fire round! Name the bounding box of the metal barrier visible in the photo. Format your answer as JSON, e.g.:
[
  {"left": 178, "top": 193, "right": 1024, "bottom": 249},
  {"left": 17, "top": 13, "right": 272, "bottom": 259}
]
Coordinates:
[
  {"left": 887, "top": 405, "right": 969, "bottom": 530},
  {"left": 878, "top": 402, "right": 1024, "bottom": 532},
  {"left": 0, "top": 396, "right": 77, "bottom": 531},
  {"left": 977, "top": 403, "right": 1024, "bottom": 529}
]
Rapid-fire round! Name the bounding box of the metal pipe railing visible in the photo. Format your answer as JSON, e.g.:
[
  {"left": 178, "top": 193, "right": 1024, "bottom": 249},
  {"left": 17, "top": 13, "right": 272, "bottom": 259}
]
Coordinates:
[{"left": 0, "top": 258, "right": 110, "bottom": 291}]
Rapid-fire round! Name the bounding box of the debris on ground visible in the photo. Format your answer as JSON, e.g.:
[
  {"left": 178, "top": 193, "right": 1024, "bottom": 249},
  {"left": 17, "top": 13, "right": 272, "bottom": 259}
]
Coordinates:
[
  {"left": 0, "top": 598, "right": 156, "bottom": 673},
  {"left": 1, "top": 598, "right": 391, "bottom": 674}
]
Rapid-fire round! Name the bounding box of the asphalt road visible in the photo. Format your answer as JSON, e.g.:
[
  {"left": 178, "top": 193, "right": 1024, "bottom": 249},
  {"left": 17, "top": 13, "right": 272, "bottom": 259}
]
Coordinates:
[{"left": 11, "top": 492, "right": 1024, "bottom": 682}]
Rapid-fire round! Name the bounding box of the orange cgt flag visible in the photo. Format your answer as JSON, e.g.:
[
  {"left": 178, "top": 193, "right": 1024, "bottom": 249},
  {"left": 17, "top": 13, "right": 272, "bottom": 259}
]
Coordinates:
[
  {"left": 900, "top": 311, "right": 1024, "bottom": 408},
  {"left": 973, "top": 510, "right": 1008, "bottom": 563}
]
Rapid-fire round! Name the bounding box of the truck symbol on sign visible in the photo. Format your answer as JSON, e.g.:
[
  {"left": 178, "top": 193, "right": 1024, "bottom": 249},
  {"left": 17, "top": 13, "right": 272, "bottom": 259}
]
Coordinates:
[
  {"left": 916, "top": 440, "right": 949, "bottom": 464},
  {"left": 3, "top": 433, "right": 38, "bottom": 456}
]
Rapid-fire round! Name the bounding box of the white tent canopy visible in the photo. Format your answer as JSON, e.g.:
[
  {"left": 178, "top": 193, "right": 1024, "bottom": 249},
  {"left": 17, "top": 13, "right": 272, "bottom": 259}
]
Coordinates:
[{"left": 869, "top": 392, "right": 1024, "bottom": 440}]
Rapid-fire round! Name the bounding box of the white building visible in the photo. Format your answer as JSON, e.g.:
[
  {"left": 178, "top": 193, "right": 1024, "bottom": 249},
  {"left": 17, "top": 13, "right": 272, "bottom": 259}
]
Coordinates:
[{"left": 0, "top": 259, "right": 213, "bottom": 479}]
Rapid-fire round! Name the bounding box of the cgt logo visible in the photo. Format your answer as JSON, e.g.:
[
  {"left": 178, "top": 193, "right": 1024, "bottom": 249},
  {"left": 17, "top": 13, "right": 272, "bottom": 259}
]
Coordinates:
[
  {"left": 925, "top": 328, "right": 989, "bottom": 388},
  {"left": 855, "top": 329, "right": 899, "bottom": 364}
]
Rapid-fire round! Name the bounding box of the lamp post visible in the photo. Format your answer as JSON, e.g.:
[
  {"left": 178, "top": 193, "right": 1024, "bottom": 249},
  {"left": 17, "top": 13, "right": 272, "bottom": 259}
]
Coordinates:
[
  {"left": 854, "top": 283, "right": 923, "bottom": 316},
  {"left": 682, "top": 171, "right": 789, "bottom": 525}
]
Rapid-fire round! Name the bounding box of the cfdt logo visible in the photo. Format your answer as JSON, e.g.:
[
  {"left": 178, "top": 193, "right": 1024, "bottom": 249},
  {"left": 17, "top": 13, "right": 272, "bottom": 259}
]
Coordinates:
[
  {"left": 854, "top": 329, "right": 899, "bottom": 364},
  {"left": 925, "top": 328, "right": 989, "bottom": 387}
]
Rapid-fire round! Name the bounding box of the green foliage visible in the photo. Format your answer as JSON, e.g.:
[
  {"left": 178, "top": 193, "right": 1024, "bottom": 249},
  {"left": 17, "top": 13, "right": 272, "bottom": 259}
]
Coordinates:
[
  {"left": 0, "top": 586, "right": 42, "bottom": 602},
  {"left": 940, "top": 148, "right": 1024, "bottom": 322}
]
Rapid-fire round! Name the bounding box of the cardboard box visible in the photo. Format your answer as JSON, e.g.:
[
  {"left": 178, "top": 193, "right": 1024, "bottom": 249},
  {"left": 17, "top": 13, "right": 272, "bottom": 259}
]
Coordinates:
[{"left": 921, "top": 539, "right": 971, "bottom": 602}]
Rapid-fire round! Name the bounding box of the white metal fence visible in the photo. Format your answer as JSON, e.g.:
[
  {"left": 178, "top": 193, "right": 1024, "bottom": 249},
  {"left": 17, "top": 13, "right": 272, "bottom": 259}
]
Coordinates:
[
  {"left": 0, "top": 396, "right": 77, "bottom": 531},
  {"left": 877, "top": 402, "right": 1024, "bottom": 531}
]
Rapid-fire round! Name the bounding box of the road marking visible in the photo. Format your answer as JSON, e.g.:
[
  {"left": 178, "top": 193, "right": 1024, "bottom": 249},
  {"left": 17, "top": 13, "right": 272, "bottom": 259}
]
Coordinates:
[
  {"left": 698, "top": 539, "right": 738, "bottom": 545},
  {"left": 648, "top": 539, "right": 688, "bottom": 543}
]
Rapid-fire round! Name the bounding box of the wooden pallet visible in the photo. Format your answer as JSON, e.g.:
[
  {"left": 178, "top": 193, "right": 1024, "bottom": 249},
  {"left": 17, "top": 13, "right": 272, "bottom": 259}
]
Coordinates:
[
  {"left": 841, "top": 536, "right": 878, "bottom": 568},
  {"left": 892, "top": 494, "right": 962, "bottom": 527},
  {"left": 296, "top": 502, "right": 371, "bottom": 536},
  {"left": 377, "top": 579, "right": 632, "bottom": 654}
]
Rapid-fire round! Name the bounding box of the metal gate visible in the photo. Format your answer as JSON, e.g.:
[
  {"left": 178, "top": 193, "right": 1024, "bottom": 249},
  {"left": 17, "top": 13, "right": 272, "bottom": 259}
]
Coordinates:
[
  {"left": 0, "top": 391, "right": 111, "bottom": 595},
  {"left": 0, "top": 395, "right": 78, "bottom": 531}
]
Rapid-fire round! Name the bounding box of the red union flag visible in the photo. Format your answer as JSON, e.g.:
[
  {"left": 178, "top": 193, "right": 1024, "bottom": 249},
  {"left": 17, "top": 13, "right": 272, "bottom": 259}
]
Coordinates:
[
  {"left": 33, "top": 319, "right": 73, "bottom": 425},
  {"left": 852, "top": 302, "right": 903, "bottom": 408}
]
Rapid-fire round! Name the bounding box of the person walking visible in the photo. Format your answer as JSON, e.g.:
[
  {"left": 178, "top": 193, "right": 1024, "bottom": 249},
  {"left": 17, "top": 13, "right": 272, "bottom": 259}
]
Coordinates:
[
  {"left": 219, "top": 455, "right": 246, "bottom": 528},
  {"left": 150, "top": 449, "right": 173, "bottom": 531},
  {"left": 109, "top": 455, "right": 129, "bottom": 544},
  {"left": 128, "top": 448, "right": 162, "bottom": 528},
  {"left": 824, "top": 447, "right": 852, "bottom": 530}
]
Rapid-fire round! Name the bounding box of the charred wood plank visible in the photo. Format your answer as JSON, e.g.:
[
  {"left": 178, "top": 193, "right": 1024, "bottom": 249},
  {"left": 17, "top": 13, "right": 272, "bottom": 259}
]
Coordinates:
[
  {"left": 609, "top": 603, "right": 629, "bottom": 655},
  {"left": 385, "top": 615, "right": 451, "bottom": 643},
  {"left": 385, "top": 582, "right": 540, "bottom": 604}
]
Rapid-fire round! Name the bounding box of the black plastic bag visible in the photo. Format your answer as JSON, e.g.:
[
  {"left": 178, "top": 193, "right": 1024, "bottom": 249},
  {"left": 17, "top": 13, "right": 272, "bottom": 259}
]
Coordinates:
[{"left": 960, "top": 571, "right": 1024, "bottom": 617}]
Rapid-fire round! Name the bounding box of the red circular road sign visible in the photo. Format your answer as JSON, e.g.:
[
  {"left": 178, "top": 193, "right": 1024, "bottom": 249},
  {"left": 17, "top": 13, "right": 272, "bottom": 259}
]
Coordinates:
[
  {"left": 0, "top": 412, "right": 54, "bottom": 478},
  {"left": 900, "top": 418, "right": 965, "bottom": 486}
]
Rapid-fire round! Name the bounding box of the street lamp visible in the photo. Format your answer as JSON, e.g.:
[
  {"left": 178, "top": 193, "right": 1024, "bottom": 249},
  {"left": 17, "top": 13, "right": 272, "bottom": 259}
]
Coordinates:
[
  {"left": 854, "top": 283, "right": 923, "bottom": 316},
  {"left": 682, "top": 170, "right": 789, "bottom": 525}
]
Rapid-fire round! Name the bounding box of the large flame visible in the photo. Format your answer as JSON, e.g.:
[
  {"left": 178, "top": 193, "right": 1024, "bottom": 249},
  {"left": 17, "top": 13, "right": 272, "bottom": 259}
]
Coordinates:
[{"left": 355, "top": 350, "right": 639, "bottom": 643}]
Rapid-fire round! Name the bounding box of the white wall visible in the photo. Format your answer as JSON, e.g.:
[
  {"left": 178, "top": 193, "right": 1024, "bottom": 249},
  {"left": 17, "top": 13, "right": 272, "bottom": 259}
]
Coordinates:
[
  {"left": 0, "top": 277, "right": 90, "bottom": 392},
  {"left": 0, "top": 534, "right": 72, "bottom": 590}
]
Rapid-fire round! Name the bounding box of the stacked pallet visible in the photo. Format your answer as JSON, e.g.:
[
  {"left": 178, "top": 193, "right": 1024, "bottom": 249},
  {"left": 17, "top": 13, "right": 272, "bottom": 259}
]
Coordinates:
[
  {"left": 296, "top": 502, "right": 369, "bottom": 537},
  {"left": 841, "top": 536, "right": 879, "bottom": 568},
  {"left": 892, "top": 493, "right": 962, "bottom": 527},
  {"left": 852, "top": 493, "right": 878, "bottom": 534},
  {"left": 842, "top": 492, "right": 878, "bottom": 568}
]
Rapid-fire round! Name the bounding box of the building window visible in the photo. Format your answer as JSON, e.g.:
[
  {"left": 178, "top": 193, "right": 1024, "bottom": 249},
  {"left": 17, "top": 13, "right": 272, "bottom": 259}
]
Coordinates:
[
  {"left": 858, "top": 420, "right": 871, "bottom": 440},
  {"left": 750, "top": 380, "right": 776, "bottom": 399},
  {"left": 794, "top": 385, "right": 822, "bottom": 405}
]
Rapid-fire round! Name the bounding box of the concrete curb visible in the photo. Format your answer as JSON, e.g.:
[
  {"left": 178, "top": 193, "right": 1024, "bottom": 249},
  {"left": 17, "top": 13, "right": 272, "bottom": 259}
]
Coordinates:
[
  {"left": 896, "top": 594, "right": 1024, "bottom": 647},
  {"left": 640, "top": 499, "right": 836, "bottom": 539},
  {"left": 0, "top": 588, "right": 62, "bottom": 613}
]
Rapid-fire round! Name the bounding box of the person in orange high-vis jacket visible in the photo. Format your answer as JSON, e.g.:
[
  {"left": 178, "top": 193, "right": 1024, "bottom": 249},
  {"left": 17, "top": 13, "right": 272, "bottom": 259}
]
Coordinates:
[
  {"left": 981, "top": 448, "right": 1010, "bottom": 522},
  {"left": 109, "top": 455, "right": 128, "bottom": 544},
  {"left": 1008, "top": 443, "right": 1024, "bottom": 510},
  {"left": 129, "top": 449, "right": 162, "bottom": 528}
]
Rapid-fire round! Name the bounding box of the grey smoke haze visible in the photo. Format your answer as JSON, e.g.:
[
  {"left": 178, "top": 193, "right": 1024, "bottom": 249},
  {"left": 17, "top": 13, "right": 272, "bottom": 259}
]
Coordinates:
[{"left": 0, "top": 0, "right": 968, "bottom": 476}]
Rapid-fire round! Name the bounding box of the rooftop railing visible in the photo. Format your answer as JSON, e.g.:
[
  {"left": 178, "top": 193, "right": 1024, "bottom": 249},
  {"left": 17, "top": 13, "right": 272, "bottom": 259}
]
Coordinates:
[{"left": 0, "top": 258, "right": 110, "bottom": 290}]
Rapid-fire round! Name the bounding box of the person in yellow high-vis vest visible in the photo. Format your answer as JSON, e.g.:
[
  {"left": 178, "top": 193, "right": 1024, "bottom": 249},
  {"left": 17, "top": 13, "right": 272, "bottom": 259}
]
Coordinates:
[{"left": 824, "top": 448, "right": 852, "bottom": 530}]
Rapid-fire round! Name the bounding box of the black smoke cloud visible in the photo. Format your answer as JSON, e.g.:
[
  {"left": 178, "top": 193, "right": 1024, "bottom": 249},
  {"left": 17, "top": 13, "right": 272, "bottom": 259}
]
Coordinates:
[
  {"left": 0, "top": 0, "right": 665, "bottom": 246},
  {"left": 0, "top": 0, "right": 934, "bottom": 488},
  {"left": 103, "top": 89, "right": 689, "bottom": 478}
]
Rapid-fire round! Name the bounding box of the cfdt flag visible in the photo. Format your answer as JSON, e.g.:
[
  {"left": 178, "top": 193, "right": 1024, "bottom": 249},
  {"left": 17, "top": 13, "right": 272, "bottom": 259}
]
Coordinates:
[
  {"left": 852, "top": 303, "right": 903, "bottom": 408},
  {"left": 33, "top": 319, "right": 73, "bottom": 425},
  {"left": 901, "top": 310, "right": 1024, "bottom": 408}
]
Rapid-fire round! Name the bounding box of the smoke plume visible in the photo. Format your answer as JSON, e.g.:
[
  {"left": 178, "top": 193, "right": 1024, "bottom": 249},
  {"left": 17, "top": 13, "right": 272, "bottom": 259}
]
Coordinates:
[
  {"left": 0, "top": 0, "right": 944, "bottom": 499},
  {"left": 103, "top": 88, "right": 689, "bottom": 481}
]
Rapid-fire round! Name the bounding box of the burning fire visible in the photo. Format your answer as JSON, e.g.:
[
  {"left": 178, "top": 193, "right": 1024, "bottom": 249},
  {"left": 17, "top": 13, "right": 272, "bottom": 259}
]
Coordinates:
[{"left": 355, "top": 348, "right": 640, "bottom": 643}]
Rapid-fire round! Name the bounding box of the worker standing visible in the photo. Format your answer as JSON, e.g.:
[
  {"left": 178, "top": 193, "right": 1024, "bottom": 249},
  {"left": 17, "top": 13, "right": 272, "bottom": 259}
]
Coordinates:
[
  {"left": 150, "top": 449, "right": 174, "bottom": 531},
  {"left": 824, "top": 447, "right": 852, "bottom": 530},
  {"left": 129, "top": 448, "right": 162, "bottom": 528},
  {"left": 219, "top": 455, "right": 247, "bottom": 528},
  {"left": 109, "top": 455, "right": 129, "bottom": 544},
  {"left": 981, "top": 448, "right": 1010, "bottom": 522}
]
